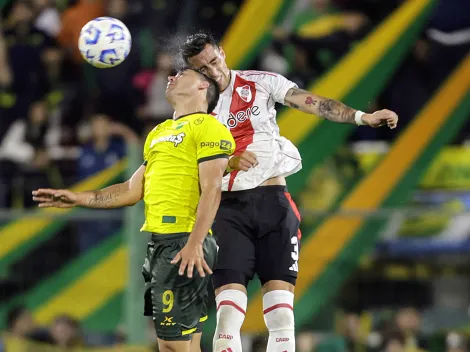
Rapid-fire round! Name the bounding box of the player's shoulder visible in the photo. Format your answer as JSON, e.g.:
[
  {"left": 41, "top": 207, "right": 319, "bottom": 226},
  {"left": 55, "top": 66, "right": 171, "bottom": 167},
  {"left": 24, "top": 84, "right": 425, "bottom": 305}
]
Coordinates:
[
  {"left": 236, "top": 69, "right": 282, "bottom": 82},
  {"left": 188, "top": 113, "right": 224, "bottom": 129},
  {"left": 146, "top": 119, "right": 171, "bottom": 137}
]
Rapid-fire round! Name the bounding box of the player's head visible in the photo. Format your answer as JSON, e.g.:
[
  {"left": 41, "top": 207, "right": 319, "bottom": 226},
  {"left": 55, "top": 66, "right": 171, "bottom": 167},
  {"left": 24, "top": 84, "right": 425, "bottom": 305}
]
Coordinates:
[
  {"left": 180, "top": 32, "right": 230, "bottom": 91},
  {"left": 166, "top": 67, "right": 220, "bottom": 114}
]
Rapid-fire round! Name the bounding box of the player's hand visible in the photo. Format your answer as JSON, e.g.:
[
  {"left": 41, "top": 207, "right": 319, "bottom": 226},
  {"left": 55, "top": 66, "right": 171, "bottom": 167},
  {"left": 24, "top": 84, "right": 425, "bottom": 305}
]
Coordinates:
[
  {"left": 362, "top": 109, "right": 398, "bottom": 129},
  {"left": 32, "top": 188, "right": 78, "bottom": 208},
  {"left": 171, "top": 240, "right": 212, "bottom": 279},
  {"left": 228, "top": 151, "right": 258, "bottom": 172}
]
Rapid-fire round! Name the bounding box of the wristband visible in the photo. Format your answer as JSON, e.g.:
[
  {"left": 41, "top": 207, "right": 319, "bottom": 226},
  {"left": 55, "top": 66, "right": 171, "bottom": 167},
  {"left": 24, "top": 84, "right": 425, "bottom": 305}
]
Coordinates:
[{"left": 355, "top": 110, "right": 365, "bottom": 126}]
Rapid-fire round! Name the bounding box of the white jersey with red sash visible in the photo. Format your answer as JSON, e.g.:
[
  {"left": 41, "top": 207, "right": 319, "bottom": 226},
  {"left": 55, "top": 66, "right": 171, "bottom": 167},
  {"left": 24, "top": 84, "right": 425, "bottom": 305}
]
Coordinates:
[{"left": 211, "top": 70, "right": 302, "bottom": 191}]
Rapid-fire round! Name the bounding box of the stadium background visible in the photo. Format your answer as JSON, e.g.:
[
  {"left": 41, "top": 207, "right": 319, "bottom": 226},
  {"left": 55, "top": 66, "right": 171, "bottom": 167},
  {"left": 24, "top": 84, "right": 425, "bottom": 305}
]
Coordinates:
[{"left": 0, "top": 0, "right": 469, "bottom": 351}]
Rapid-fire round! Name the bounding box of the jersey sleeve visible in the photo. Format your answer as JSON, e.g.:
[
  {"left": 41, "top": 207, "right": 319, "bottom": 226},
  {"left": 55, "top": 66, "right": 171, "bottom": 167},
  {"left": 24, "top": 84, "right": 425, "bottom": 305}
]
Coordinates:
[
  {"left": 266, "top": 73, "right": 298, "bottom": 105},
  {"left": 142, "top": 129, "right": 154, "bottom": 165},
  {"left": 193, "top": 115, "right": 235, "bottom": 164}
]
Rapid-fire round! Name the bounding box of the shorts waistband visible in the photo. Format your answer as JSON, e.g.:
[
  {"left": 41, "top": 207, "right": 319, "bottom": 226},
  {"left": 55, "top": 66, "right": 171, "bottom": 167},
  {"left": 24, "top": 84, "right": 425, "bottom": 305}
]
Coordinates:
[
  {"left": 221, "top": 185, "right": 288, "bottom": 198},
  {"left": 150, "top": 232, "right": 190, "bottom": 242}
]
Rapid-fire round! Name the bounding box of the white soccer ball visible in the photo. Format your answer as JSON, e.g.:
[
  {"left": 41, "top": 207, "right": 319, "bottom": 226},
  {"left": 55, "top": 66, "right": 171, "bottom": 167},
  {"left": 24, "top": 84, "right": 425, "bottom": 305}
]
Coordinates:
[{"left": 78, "top": 17, "right": 132, "bottom": 68}]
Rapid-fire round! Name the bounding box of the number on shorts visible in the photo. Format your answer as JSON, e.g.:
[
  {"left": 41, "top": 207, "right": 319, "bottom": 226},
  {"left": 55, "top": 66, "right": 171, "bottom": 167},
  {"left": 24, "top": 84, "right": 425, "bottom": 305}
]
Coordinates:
[
  {"left": 290, "top": 236, "right": 299, "bottom": 272},
  {"left": 162, "top": 290, "right": 174, "bottom": 313}
]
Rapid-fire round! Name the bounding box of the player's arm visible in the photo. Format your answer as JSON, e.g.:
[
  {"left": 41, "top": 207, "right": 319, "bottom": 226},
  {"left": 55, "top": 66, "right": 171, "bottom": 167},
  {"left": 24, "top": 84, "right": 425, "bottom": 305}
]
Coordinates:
[
  {"left": 32, "top": 165, "right": 145, "bottom": 209},
  {"left": 171, "top": 157, "right": 228, "bottom": 278},
  {"left": 191, "top": 157, "right": 228, "bottom": 243},
  {"left": 284, "top": 87, "right": 398, "bottom": 128}
]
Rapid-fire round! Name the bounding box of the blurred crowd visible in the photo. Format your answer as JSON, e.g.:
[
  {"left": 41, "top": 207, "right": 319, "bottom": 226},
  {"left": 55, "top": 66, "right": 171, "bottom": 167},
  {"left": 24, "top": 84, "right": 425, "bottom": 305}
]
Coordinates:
[
  {"left": 0, "top": 0, "right": 469, "bottom": 209},
  {"left": 2, "top": 304, "right": 470, "bottom": 352},
  {"left": 0, "top": 0, "right": 469, "bottom": 350}
]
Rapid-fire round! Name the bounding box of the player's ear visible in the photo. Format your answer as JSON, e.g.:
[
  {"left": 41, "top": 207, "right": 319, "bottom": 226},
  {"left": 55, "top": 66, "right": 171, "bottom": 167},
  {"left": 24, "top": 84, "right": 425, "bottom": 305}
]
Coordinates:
[
  {"left": 219, "top": 46, "right": 226, "bottom": 60},
  {"left": 199, "top": 80, "right": 210, "bottom": 90}
]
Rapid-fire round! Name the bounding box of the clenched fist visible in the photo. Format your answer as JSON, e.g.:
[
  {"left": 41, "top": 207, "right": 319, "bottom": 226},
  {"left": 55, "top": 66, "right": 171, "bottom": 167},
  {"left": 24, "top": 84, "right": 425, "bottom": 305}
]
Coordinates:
[
  {"left": 362, "top": 109, "right": 398, "bottom": 129},
  {"left": 228, "top": 151, "right": 258, "bottom": 172}
]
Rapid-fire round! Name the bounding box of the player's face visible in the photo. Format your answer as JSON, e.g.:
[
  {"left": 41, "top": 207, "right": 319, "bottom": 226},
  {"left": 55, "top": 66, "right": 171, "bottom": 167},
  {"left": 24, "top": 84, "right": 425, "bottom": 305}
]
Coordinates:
[
  {"left": 187, "top": 44, "right": 230, "bottom": 91},
  {"left": 166, "top": 69, "right": 203, "bottom": 98}
]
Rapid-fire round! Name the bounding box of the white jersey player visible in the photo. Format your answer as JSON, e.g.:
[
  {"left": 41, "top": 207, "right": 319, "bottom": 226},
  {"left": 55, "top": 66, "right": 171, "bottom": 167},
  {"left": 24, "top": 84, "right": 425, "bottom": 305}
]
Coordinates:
[{"left": 180, "top": 32, "right": 398, "bottom": 352}]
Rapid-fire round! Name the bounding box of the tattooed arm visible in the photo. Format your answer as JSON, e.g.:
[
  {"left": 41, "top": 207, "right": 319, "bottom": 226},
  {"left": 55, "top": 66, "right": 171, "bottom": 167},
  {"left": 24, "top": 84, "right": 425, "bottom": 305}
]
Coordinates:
[
  {"left": 32, "top": 165, "right": 145, "bottom": 209},
  {"left": 284, "top": 88, "right": 398, "bottom": 128}
]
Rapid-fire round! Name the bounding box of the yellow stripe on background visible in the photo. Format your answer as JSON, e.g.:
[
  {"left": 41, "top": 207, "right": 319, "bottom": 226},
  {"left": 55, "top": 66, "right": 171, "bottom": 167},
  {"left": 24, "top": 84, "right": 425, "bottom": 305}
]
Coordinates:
[
  {"left": 277, "top": 0, "right": 432, "bottom": 145},
  {"left": 297, "top": 15, "right": 345, "bottom": 39},
  {"left": 0, "top": 160, "right": 127, "bottom": 261},
  {"left": 34, "top": 246, "right": 127, "bottom": 324},
  {"left": 243, "top": 54, "right": 470, "bottom": 332},
  {"left": 221, "top": 0, "right": 284, "bottom": 68}
]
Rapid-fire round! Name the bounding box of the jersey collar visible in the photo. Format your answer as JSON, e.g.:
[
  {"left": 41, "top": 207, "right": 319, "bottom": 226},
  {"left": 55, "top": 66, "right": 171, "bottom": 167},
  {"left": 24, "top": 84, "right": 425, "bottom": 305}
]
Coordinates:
[{"left": 173, "top": 112, "right": 206, "bottom": 121}]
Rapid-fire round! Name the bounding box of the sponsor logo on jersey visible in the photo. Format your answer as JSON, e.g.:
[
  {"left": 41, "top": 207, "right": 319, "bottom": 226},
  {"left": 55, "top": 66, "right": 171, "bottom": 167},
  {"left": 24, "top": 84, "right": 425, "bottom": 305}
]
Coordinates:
[
  {"left": 200, "top": 140, "right": 233, "bottom": 151},
  {"left": 176, "top": 121, "right": 188, "bottom": 129},
  {"left": 226, "top": 105, "right": 260, "bottom": 129},
  {"left": 235, "top": 84, "right": 252, "bottom": 103},
  {"left": 153, "top": 132, "right": 186, "bottom": 147},
  {"left": 160, "top": 316, "right": 176, "bottom": 326},
  {"left": 194, "top": 116, "right": 204, "bottom": 125}
]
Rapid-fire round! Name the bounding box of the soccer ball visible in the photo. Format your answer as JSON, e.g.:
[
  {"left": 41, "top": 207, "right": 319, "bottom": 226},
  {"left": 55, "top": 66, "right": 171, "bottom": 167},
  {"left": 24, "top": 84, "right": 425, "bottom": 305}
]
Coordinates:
[{"left": 78, "top": 17, "right": 132, "bottom": 68}]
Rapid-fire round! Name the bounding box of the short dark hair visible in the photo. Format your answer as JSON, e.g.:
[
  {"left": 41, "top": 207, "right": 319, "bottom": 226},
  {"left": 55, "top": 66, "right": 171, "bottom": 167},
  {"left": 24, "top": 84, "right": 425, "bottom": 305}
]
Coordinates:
[
  {"left": 179, "top": 67, "right": 220, "bottom": 114},
  {"left": 7, "top": 306, "right": 28, "bottom": 330},
  {"left": 180, "top": 32, "right": 219, "bottom": 66}
]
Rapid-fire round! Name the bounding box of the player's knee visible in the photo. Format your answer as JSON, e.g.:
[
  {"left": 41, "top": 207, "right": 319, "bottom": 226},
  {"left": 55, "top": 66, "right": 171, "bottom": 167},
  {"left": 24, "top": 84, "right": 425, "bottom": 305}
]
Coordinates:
[
  {"left": 263, "top": 290, "right": 295, "bottom": 332},
  {"left": 215, "top": 289, "right": 247, "bottom": 329}
]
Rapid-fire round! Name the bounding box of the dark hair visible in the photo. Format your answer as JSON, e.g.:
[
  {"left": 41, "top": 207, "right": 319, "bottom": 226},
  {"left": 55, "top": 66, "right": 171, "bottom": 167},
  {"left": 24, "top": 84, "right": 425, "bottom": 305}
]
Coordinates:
[
  {"left": 180, "top": 32, "right": 219, "bottom": 66},
  {"left": 179, "top": 67, "right": 220, "bottom": 114},
  {"left": 7, "top": 306, "right": 28, "bottom": 330}
]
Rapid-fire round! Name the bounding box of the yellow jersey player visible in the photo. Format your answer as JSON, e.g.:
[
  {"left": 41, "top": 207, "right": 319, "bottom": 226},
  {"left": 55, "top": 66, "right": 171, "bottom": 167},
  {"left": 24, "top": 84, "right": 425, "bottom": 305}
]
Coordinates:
[{"left": 32, "top": 67, "right": 236, "bottom": 352}]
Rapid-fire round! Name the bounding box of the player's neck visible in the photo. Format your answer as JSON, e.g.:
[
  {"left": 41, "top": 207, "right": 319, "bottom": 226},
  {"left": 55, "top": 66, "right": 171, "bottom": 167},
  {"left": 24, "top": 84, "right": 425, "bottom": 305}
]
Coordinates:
[
  {"left": 220, "top": 70, "right": 232, "bottom": 92},
  {"left": 173, "top": 99, "right": 208, "bottom": 120}
]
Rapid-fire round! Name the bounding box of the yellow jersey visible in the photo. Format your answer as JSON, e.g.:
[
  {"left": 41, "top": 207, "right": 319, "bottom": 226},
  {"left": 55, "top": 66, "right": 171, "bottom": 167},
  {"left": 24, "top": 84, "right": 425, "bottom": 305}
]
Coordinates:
[{"left": 141, "top": 112, "right": 235, "bottom": 234}]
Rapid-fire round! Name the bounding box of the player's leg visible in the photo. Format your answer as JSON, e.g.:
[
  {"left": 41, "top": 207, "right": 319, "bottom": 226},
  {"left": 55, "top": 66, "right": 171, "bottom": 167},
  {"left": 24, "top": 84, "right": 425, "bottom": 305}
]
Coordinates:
[
  {"left": 147, "top": 233, "right": 217, "bottom": 352},
  {"left": 190, "top": 332, "right": 202, "bottom": 352},
  {"left": 211, "top": 194, "right": 256, "bottom": 352},
  {"left": 256, "top": 187, "right": 301, "bottom": 352}
]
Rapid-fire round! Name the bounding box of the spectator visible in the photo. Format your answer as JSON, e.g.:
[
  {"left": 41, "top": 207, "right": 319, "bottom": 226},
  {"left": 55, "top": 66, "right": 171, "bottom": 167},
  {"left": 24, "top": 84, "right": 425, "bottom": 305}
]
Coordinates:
[
  {"left": 75, "top": 114, "right": 137, "bottom": 252},
  {"left": 5, "top": 306, "right": 37, "bottom": 339},
  {"left": 92, "top": 0, "right": 145, "bottom": 134},
  {"left": 381, "top": 330, "right": 406, "bottom": 352},
  {"left": 33, "top": 0, "right": 61, "bottom": 38},
  {"left": 49, "top": 315, "right": 85, "bottom": 348},
  {"left": 134, "top": 51, "right": 175, "bottom": 123},
  {"left": 394, "top": 307, "right": 428, "bottom": 351},
  {"left": 1, "top": 0, "right": 51, "bottom": 142}
]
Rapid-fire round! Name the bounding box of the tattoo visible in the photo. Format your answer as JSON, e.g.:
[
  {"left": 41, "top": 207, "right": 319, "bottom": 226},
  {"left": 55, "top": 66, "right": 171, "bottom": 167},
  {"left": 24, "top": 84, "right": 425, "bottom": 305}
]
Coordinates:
[
  {"left": 287, "top": 102, "right": 300, "bottom": 109},
  {"left": 305, "top": 96, "right": 317, "bottom": 106},
  {"left": 286, "top": 88, "right": 356, "bottom": 124},
  {"left": 318, "top": 99, "right": 356, "bottom": 123},
  {"left": 87, "top": 186, "right": 122, "bottom": 208}
]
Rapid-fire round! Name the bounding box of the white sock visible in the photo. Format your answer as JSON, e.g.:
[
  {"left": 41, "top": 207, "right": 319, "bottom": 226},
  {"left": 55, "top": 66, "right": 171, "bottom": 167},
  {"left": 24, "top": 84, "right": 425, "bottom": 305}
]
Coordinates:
[
  {"left": 263, "top": 290, "right": 295, "bottom": 352},
  {"left": 213, "top": 290, "right": 247, "bottom": 352}
]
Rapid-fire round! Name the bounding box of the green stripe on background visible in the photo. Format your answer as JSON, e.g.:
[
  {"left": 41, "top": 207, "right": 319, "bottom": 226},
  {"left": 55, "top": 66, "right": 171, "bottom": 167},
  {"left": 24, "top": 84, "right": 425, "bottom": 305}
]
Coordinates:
[
  {"left": 82, "top": 292, "right": 124, "bottom": 332},
  {"left": 33, "top": 245, "right": 127, "bottom": 324},
  {"left": 243, "top": 50, "right": 468, "bottom": 333},
  {"left": 0, "top": 232, "right": 122, "bottom": 329},
  {"left": 284, "top": 0, "right": 436, "bottom": 197},
  {"left": 237, "top": 0, "right": 435, "bottom": 334},
  {"left": 294, "top": 55, "right": 470, "bottom": 328},
  {"left": 221, "top": 0, "right": 292, "bottom": 69},
  {"left": 0, "top": 160, "right": 126, "bottom": 273},
  {"left": 0, "top": 0, "right": 8, "bottom": 9}
]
